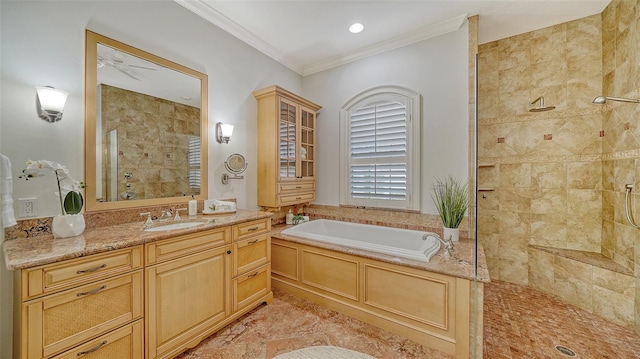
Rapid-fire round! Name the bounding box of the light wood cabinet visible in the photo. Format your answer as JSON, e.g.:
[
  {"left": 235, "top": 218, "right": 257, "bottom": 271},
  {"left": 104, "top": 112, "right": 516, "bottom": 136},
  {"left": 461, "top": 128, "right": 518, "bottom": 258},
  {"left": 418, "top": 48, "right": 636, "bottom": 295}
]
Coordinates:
[
  {"left": 49, "top": 320, "right": 143, "bottom": 359},
  {"left": 230, "top": 219, "right": 271, "bottom": 312},
  {"left": 145, "top": 219, "right": 272, "bottom": 359},
  {"left": 254, "top": 85, "right": 322, "bottom": 209},
  {"left": 13, "top": 217, "right": 272, "bottom": 359},
  {"left": 14, "top": 247, "right": 144, "bottom": 359},
  {"left": 145, "top": 246, "right": 230, "bottom": 359}
]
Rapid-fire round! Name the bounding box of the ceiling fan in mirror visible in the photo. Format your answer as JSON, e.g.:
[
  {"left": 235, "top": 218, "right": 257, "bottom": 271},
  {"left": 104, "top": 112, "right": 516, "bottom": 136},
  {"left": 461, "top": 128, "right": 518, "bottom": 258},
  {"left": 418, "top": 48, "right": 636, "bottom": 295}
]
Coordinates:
[{"left": 97, "top": 51, "right": 157, "bottom": 81}]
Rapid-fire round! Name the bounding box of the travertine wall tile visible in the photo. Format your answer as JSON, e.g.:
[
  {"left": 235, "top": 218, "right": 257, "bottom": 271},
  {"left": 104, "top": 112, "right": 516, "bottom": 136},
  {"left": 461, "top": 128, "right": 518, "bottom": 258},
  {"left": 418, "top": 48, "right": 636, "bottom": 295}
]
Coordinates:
[
  {"left": 554, "top": 256, "right": 593, "bottom": 312},
  {"left": 593, "top": 285, "right": 635, "bottom": 326},
  {"left": 528, "top": 249, "right": 555, "bottom": 294}
]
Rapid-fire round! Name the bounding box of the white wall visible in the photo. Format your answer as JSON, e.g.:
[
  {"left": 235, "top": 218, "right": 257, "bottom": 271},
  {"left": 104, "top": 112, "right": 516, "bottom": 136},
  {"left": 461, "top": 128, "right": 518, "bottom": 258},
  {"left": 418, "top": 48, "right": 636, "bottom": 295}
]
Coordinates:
[
  {"left": 303, "top": 22, "right": 470, "bottom": 214},
  {"left": 0, "top": 0, "right": 302, "bottom": 217},
  {"left": 0, "top": 2, "right": 302, "bottom": 356}
]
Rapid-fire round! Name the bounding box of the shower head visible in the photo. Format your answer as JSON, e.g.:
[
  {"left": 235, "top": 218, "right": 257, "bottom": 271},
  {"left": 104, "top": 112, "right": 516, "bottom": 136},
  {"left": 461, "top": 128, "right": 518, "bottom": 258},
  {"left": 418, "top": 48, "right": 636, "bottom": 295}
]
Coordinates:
[
  {"left": 529, "top": 96, "right": 555, "bottom": 112},
  {"left": 592, "top": 95, "right": 640, "bottom": 104}
]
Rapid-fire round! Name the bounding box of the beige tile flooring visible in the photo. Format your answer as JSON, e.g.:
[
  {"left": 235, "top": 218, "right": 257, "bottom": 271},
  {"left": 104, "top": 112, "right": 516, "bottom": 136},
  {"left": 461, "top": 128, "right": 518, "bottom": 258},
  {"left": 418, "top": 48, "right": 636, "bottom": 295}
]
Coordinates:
[{"left": 176, "top": 281, "right": 640, "bottom": 358}]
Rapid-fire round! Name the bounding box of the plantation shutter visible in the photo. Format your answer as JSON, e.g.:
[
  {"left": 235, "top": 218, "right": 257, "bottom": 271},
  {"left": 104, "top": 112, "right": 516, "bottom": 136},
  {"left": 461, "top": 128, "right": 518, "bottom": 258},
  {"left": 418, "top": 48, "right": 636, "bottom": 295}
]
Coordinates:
[
  {"left": 349, "top": 101, "right": 407, "bottom": 201},
  {"left": 188, "top": 136, "right": 201, "bottom": 188}
]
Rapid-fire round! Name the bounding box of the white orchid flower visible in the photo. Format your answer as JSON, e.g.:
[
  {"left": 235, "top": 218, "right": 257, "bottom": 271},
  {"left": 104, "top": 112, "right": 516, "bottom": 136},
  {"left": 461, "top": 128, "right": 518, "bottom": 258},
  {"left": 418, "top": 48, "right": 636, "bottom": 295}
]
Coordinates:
[{"left": 20, "top": 160, "right": 84, "bottom": 215}]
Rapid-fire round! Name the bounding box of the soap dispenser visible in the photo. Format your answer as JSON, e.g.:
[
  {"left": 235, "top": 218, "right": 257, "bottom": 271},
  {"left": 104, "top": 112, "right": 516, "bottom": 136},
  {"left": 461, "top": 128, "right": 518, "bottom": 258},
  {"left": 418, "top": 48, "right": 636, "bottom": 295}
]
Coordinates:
[
  {"left": 188, "top": 195, "right": 197, "bottom": 216},
  {"left": 286, "top": 209, "right": 293, "bottom": 225}
]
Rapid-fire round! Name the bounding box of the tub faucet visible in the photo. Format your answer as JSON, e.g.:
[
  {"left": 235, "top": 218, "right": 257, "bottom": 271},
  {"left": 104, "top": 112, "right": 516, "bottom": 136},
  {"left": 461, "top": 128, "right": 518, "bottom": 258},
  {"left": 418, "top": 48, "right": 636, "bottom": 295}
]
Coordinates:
[{"left": 424, "top": 233, "right": 455, "bottom": 258}]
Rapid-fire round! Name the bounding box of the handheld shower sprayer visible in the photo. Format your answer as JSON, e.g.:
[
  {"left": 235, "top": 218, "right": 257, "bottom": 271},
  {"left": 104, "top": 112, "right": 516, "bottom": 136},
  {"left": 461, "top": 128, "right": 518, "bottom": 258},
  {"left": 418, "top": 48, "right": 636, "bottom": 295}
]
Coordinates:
[
  {"left": 592, "top": 96, "right": 640, "bottom": 104},
  {"left": 529, "top": 96, "right": 555, "bottom": 112}
]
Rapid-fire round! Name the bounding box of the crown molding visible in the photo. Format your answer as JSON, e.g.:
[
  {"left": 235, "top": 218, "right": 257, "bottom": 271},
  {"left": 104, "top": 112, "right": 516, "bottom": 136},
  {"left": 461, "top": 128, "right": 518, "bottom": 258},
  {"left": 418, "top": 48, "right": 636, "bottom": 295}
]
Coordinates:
[
  {"left": 302, "top": 13, "right": 468, "bottom": 76},
  {"left": 174, "top": 0, "right": 304, "bottom": 75},
  {"left": 176, "top": 1, "right": 466, "bottom": 77}
]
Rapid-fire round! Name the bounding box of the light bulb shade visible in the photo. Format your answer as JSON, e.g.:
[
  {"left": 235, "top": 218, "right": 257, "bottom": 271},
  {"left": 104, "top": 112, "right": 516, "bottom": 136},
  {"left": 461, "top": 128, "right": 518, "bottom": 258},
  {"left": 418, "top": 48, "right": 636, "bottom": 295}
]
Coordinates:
[
  {"left": 36, "top": 86, "right": 69, "bottom": 122},
  {"left": 216, "top": 122, "right": 234, "bottom": 143}
]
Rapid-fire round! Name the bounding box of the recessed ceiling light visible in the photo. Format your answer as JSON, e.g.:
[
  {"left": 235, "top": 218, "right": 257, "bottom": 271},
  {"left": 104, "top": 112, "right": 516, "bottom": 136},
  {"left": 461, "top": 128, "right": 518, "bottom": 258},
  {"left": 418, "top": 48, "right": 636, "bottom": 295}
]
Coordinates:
[{"left": 349, "top": 23, "right": 364, "bottom": 34}]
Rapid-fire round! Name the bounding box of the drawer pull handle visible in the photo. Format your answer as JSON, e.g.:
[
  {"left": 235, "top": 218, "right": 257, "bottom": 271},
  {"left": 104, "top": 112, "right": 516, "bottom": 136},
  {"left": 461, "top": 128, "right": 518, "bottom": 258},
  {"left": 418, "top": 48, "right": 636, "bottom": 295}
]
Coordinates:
[
  {"left": 76, "top": 264, "right": 107, "bottom": 274},
  {"left": 77, "top": 285, "right": 107, "bottom": 297},
  {"left": 247, "top": 272, "right": 258, "bottom": 278},
  {"left": 247, "top": 226, "right": 259, "bottom": 231},
  {"left": 295, "top": 186, "right": 302, "bottom": 189},
  {"left": 248, "top": 239, "right": 259, "bottom": 244},
  {"left": 296, "top": 197, "right": 302, "bottom": 200},
  {"left": 77, "top": 340, "right": 108, "bottom": 356},
  {"left": 227, "top": 250, "right": 232, "bottom": 254}
]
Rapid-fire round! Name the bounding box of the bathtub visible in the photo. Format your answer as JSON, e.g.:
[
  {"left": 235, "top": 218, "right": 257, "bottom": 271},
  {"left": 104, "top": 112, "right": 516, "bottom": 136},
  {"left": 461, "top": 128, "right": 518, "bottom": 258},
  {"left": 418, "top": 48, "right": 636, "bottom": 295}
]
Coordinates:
[{"left": 280, "top": 219, "right": 441, "bottom": 262}]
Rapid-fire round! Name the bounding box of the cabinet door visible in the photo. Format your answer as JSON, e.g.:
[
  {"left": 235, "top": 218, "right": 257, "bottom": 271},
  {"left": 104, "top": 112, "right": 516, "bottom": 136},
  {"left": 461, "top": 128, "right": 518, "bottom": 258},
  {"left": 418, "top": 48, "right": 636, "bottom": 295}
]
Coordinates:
[
  {"left": 146, "top": 246, "right": 230, "bottom": 359},
  {"left": 233, "top": 263, "right": 270, "bottom": 312},
  {"left": 233, "top": 233, "right": 269, "bottom": 277},
  {"left": 278, "top": 97, "right": 298, "bottom": 180},
  {"left": 49, "top": 320, "right": 143, "bottom": 359},
  {"left": 299, "top": 106, "right": 315, "bottom": 180},
  {"left": 20, "top": 271, "right": 143, "bottom": 359}
]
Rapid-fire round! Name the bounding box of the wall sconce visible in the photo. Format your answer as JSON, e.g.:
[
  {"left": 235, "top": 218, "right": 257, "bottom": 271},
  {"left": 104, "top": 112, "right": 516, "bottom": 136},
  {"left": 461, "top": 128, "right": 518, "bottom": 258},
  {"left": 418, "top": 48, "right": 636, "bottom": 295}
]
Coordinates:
[
  {"left": 36, "top": 86, "right": 69, "bottom": 123},
  {"left": 216, "top": 122, "right": 234, "bottom": 144}
]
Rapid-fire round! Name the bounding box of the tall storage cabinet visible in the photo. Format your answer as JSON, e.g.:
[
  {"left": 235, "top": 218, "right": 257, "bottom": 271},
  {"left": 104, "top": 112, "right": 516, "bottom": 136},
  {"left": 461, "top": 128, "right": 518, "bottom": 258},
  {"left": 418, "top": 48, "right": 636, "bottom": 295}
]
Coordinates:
[{"left": 253, "top": 86, "right": 322, "bottom": 209}]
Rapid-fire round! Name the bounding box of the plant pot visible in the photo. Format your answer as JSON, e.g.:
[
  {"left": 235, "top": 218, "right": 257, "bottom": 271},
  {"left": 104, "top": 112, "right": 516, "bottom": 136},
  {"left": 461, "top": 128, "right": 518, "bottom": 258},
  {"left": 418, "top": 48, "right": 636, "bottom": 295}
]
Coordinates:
[
  {"left": 442, "top": 227, "right": 459, "bottom": 242},
  {"left": 52, "top": 214, "right": 85, "bottom": 239}
]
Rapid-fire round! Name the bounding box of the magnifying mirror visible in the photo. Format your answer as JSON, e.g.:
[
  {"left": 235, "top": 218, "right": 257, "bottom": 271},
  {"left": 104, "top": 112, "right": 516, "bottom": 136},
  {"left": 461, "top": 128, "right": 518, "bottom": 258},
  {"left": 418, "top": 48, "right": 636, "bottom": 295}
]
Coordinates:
[{"left": 222, "top": 153, "right": 247, "bottom": 184}]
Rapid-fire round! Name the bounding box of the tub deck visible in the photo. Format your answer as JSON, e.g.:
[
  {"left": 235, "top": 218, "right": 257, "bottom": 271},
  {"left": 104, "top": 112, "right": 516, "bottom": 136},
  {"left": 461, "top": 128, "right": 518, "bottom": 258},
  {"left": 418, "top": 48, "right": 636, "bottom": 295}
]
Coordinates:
[{"left": 272, "top": 224, "right": 489, "bottom": 359}]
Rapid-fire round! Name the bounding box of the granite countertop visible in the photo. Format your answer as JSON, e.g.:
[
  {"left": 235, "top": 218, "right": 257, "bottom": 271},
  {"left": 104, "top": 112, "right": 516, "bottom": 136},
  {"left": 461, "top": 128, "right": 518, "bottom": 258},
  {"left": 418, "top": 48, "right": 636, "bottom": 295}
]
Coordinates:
[
  {"left": 271, "top": 225, "right": 490, "bottom": 283},
  {"left": 3, "top": 210, "right": 272, "bottom": 270}
]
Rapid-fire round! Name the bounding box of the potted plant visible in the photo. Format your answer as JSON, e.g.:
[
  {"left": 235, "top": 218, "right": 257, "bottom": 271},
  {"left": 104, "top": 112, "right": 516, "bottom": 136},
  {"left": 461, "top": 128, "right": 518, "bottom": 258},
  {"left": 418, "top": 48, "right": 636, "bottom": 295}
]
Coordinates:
[
  {"left": 430, "top": 176, "right": 469, "bottom": 242},
  {"left": 21, "top": 160, "right": 86, "bottom": 238}
]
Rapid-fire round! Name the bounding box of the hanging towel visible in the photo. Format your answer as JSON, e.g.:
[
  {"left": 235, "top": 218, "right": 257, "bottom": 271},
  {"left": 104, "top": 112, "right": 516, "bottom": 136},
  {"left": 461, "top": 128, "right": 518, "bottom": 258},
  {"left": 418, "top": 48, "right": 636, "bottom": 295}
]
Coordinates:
[{"left": 1, "top": 154, "right": 17, "bottom": 228}]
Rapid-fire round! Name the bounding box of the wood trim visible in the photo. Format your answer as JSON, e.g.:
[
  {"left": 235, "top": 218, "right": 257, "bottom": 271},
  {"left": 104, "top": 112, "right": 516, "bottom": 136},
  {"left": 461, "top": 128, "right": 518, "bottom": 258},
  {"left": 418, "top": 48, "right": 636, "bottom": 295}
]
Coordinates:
[{"left": 84, "top": 30, "right": 209, "bottom": 212}]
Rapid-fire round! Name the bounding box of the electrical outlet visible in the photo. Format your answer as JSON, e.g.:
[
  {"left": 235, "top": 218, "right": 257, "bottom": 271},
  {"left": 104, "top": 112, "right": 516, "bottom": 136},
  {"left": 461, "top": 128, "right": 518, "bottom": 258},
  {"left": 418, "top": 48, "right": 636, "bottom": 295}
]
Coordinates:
[{"left": 18, "top": 198, "right": 37, "bottom": 218}]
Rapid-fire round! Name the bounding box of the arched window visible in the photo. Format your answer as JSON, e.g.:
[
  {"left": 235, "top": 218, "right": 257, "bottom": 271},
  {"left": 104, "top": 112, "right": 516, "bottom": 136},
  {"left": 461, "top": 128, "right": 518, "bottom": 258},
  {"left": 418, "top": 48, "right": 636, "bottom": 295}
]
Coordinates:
[{"left": 340, "top": 86, "right": 421, "bottom": 210}]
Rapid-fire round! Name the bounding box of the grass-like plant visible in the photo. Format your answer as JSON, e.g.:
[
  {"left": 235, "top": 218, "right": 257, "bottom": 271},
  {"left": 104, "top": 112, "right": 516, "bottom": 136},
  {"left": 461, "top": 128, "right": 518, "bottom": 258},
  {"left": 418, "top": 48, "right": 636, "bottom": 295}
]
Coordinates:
[{"left": 431, "top": 176, "right": 469, "bottom": 229}]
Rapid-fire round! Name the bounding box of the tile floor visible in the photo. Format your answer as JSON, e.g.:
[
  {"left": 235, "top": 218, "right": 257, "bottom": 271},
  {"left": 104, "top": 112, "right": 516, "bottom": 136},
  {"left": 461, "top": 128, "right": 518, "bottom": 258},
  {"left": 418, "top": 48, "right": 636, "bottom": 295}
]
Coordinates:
[{"left": 176, "top": 281, "right": 640, "bottom": 358}]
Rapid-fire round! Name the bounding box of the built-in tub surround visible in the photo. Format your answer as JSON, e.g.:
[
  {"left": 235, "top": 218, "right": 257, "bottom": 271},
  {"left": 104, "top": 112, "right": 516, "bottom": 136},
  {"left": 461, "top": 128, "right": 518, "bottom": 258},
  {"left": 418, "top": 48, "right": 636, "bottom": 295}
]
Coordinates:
[
  {"left": 281, "top": 219, "right": 442, "bottom": 262},
  {"left": 301, "top": 204, "right": 469, "bottom": 239},
  {"left": 272, "top": 223, "right": 487, "bottom": 358}
]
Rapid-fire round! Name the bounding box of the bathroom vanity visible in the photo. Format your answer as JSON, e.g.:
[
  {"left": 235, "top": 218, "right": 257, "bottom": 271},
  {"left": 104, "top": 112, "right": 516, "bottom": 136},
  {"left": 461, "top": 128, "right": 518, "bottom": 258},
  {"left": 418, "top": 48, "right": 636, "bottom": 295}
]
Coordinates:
[{"left": 5, "top": 210, "right": 272, "bottom": 359}]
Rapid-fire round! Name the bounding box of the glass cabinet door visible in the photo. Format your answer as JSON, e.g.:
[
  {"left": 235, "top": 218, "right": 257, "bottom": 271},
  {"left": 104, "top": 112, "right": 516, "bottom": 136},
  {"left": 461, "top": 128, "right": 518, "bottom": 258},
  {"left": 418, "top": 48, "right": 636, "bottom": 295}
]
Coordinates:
[
  {"left": 279, "top": 98, "right": 297, "bottom": 179},
  {"left": 299, "top": 107, "right": 315, "bottom": 179}
]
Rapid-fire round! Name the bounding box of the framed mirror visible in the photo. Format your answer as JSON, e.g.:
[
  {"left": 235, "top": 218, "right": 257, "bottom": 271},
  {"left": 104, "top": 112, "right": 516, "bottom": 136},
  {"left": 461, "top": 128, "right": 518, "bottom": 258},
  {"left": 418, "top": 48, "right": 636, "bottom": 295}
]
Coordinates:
[{"left": 84, "top": 30, "right": 208, "bottom": 212}]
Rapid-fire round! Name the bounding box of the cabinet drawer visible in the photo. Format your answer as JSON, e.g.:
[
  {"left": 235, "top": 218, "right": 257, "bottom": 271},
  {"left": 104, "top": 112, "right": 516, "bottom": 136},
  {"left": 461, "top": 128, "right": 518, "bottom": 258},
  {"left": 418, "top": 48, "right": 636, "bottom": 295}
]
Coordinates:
[
  {"left": 233, "top": 233, "right": 270, "bottom": 276},
  {"left": 233, "top": 219, "right": 270, "bottom": 241},
  {"left": 50, "top": 320, "right": 143, "bottom": 359},
  {"left": 279, "top": 182, "right": 314, "bottom": 193},
  {"left": 146, "top": 227, "right": 229, "bottom": 265},
  {"left": 233, "top": 264, "right": 271, "bottom": 312},
  {"left": 21, "top": 271, "right": 143, "bottom": 358},
  {"left": 22, "top": 246, "right": 143, "bottom": 300},
  {"left": 279, "top": 192, "right": 314, "bottom": 206}
]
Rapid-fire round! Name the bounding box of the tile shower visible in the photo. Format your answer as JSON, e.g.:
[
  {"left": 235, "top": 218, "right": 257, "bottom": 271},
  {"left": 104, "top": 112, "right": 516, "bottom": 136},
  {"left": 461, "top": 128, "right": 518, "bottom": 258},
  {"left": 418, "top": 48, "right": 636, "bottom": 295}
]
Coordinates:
[{"left": 478, "top": 0, "right": 640, "bottom": 333}]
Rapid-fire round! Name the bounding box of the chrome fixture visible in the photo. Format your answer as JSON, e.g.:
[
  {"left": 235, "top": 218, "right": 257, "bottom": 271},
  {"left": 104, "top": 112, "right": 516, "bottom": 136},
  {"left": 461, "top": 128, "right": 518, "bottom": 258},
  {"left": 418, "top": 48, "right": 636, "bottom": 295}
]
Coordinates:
[
  {"left": 529, "top": 96, "right": 555, "bottom": 112},
  {"left": 174, "top": 208, "right": 187, "bottom": 221},
  {"left": 216, "top": 122, "right": 234, "bottom": 144},
  {"left": 592, "top": 96, "right": 640, "bottom": 104},
  {"left": 36, "top": 86, "right": 69, "bottom": 122},
  {"left": 424, "top": 232, "right": 454, "bottom": 259},
  {"left": 624, "top": 184, "right": 640, "bottom": 229}
]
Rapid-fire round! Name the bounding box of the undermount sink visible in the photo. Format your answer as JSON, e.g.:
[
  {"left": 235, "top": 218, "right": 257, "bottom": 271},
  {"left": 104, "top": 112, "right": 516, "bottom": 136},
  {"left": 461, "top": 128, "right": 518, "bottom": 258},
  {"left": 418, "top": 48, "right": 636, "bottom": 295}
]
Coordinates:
[{"left": 144, "top": 221, "right": 208, "bottom": 232}]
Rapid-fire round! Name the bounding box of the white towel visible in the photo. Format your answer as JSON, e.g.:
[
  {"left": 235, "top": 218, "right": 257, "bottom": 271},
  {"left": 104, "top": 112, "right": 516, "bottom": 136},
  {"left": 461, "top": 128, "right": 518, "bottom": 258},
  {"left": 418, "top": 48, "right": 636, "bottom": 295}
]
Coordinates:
[{"left": 1, "top": 154, "right": 17, "bottom": 228}]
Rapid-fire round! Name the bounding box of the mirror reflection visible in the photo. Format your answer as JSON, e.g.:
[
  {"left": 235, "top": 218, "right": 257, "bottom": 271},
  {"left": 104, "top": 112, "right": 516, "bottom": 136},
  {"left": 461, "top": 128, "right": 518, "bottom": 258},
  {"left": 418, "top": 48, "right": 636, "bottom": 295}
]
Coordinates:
[{"left": 85, "top": 30, "right": 208, "bottom": 212}]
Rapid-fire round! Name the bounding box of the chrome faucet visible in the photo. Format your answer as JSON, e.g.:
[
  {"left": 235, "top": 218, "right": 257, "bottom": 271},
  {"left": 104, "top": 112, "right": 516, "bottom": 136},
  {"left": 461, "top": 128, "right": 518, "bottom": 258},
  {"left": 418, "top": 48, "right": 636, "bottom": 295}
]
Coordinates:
[
  {"left": 159, "top": 209, "right": 173, "bottom": 222},
  {"left": 140, "top": 212, "right": 153, "bottom": 228},
  {"left": 424, "top": 232, "right": 455, "bottom": 258},
  {"left": 174, "top": 208, "right": 187, "bottom": 221}
]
